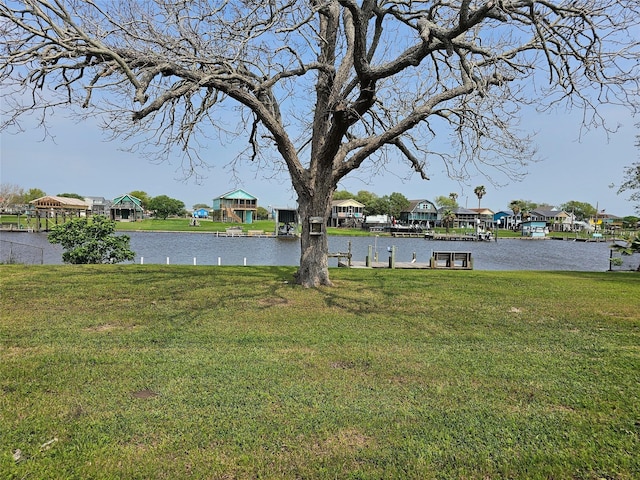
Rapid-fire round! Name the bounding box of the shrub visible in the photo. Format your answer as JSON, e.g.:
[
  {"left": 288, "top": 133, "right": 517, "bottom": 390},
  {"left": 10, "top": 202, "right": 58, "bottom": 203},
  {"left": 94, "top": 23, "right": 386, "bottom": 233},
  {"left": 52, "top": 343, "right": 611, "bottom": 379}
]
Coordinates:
[{"left": 48, "top": 215, "right": 135, "bottom": 264}]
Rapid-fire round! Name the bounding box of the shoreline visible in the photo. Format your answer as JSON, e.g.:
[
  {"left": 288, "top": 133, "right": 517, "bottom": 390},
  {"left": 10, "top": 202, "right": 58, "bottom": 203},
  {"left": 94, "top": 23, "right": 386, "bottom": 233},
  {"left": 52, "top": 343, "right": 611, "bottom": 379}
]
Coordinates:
[{"left": 2, "top": 226, "right": 618, "bottom": 243}]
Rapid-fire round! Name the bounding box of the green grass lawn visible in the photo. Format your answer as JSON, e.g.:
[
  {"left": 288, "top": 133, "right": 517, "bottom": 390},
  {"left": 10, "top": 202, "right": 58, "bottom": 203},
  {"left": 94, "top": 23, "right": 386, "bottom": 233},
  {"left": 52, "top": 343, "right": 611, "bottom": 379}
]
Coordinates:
[
  {"left": 113, "top": 217, "right": 387, "bottom": 236},
  {"left": 1, "top": 266, "right": 639, "bottom": 479}
]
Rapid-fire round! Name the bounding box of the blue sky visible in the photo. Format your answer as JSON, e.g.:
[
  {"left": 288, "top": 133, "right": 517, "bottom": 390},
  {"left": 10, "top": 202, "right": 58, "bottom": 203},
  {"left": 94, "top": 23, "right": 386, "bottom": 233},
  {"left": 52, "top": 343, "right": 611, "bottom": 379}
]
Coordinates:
[{"left": 1, "top": 103, "right": 638, "bottom": 216}]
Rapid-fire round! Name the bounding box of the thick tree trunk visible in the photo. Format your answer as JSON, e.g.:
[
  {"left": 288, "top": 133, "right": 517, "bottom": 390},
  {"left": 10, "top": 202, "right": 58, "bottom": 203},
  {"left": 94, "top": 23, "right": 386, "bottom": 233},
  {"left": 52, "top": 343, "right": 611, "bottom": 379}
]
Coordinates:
[{"left": 294, "top": 181, "right": 335, "bottom": 287}]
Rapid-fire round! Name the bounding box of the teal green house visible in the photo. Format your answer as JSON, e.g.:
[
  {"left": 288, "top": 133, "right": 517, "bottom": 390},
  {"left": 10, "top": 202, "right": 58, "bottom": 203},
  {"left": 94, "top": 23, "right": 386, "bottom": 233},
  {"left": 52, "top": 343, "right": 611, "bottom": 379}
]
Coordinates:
[
  {"left": 212, "top": 189, "right": 258, "bottom": 224},
  {"left": 110, "top": 194, "right": 144, "bottom": 222}
]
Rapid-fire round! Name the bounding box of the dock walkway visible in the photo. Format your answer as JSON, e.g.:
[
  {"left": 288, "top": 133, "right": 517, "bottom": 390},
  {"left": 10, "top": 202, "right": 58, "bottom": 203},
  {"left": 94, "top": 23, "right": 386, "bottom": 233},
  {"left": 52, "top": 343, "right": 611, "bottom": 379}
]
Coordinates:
[
  {"left": 340, "top": 251, "right": 472, "bottom": 270},
  {"left": 342, "top": 260, "right": 431, "bottom": 269},
  {"left": 424, "top": 232, "right": 492, "bottom": 241}
]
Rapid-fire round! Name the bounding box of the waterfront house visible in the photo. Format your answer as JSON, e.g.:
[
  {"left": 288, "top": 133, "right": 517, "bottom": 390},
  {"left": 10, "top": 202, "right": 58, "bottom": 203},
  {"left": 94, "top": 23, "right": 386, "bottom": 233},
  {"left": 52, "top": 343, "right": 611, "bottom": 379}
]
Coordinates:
[
  {"left": 110, "top": 194, "right": 144, "bottom": 222},
  {"left": 530, "top": 209, "right": 574, "bottom": 232},
  {"left": 329, "top": 199, "right": 365, "bottom": 227},
  {"left": 470, "top": 208, "right": 495, "bottom": 228},
  {"left": 438, "top": 207, "right": 478, "bottom": 229},
  {"left": 84, "top": 196, "right": 112, "bottom": 216},
  {"left": 493, "top": 210, "right": 512, "bottom": 230},
  {"left": 399, "top": 199, "right": 438, "bottom": 227},
  {"left": 594, "top": 212, "right": 622, "bottom": 231},
  {"left": 212, "top": 189, "right": 258, "bottom": 224}
]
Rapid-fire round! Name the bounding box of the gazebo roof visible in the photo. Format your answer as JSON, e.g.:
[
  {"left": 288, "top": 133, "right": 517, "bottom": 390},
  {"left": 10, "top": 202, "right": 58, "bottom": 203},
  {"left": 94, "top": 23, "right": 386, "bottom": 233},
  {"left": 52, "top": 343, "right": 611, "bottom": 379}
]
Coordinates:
[{"left": 29, "top": 196, "right": 88, "bottom": 209}]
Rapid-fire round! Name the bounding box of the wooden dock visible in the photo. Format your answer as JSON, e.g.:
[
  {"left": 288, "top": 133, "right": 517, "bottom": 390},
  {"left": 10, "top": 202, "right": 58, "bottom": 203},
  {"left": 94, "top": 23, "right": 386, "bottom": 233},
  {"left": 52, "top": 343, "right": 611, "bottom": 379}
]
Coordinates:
[
  {"left": 550, "top": 236, "right": 609, "bottom": 242},
  {"left": 339, "top": 251, "right": 472, "bottom": 270},
  {"left": 390, "top": 231, "right": 424, "bottom": 238},
  {"left": 424, "top": 232, "right": 492, "bottom": 242},
  {"left": 341, "top": 260, "right": 431, "bottom": 269}
]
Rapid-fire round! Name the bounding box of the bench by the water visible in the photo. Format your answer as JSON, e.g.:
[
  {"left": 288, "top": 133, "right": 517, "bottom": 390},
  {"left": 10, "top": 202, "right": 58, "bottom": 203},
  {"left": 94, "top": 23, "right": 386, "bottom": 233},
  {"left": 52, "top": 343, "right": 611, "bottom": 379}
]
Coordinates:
[
  {"left": 329, "top": 251, "right": 352, "bottom": 266},
  {"left": 430, "top": 251, "right": 473, "bottom": 269}
]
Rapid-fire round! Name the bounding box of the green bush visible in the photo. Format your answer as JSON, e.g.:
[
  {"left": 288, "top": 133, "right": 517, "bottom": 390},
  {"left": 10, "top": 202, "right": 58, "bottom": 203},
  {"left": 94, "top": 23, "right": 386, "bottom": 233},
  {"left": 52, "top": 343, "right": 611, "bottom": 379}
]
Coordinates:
[{"left": 48, "top": 215, "right": 135, "bottom": 264}]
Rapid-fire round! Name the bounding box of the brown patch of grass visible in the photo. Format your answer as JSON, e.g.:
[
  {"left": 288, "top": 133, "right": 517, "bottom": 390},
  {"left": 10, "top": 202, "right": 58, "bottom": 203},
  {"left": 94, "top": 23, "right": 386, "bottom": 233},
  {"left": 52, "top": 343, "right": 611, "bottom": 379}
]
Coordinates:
[
  {"left": 256, "top": 297, "right": 290, "bottom": 307},
  {"left": 315, "top": 428, "right": 372, "bottom": 454},
  {"left": 83, "top": 324, "right": 138, "bottom": 332},
  {"left": 3, "top": 346, "right": 55, "bottom": 357},
  {"left": 131, "top": 389, "right": 159, "bottom": 399}
]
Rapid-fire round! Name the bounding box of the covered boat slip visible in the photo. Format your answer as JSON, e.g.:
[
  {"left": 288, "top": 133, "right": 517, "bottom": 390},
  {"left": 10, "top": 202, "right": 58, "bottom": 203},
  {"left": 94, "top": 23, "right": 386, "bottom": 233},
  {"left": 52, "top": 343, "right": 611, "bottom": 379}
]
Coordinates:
[{"left": 274, "top": 208, "right": 300, "bottom": 237}]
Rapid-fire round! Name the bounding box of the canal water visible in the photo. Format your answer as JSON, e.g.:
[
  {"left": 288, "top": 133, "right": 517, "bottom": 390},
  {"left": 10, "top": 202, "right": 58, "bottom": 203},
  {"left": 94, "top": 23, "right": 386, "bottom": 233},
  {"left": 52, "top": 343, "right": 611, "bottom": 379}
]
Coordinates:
[{"left": 2, "top": 230, "right": 637, "bottom": 271}]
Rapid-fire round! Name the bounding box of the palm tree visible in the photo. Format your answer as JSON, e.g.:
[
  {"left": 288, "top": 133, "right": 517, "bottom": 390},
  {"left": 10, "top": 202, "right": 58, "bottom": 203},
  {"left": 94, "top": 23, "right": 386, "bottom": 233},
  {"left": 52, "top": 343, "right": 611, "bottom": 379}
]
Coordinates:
[
  {"left": 442, "top": 209, "right": 456, "bottom": 233},
  {"left": 449, "top": 192, "right": 458, "bottom": 204},
  {"left": 509, "top": 200, "right": 521, "bottom": 229},
  {"left": 474, "top": 185, "right": 486, "bottom": 209}
]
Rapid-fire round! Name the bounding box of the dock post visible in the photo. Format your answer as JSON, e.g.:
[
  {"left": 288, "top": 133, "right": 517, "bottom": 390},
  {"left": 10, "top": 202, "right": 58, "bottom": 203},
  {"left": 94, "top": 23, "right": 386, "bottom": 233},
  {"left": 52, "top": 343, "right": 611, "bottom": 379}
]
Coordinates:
[
  {"left": 366, "top": 245, "right": 372, "bottom": 267},
  {"left": 388, "top": 246, "right": 396, "bottom": 269}
]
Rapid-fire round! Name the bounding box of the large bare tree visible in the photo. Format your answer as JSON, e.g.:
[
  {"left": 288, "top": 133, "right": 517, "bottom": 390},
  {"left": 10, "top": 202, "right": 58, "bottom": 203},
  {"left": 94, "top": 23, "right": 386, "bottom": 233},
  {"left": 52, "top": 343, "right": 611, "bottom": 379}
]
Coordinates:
[{"left": 1, "top": 1, "right": 639, "bottom": 286}]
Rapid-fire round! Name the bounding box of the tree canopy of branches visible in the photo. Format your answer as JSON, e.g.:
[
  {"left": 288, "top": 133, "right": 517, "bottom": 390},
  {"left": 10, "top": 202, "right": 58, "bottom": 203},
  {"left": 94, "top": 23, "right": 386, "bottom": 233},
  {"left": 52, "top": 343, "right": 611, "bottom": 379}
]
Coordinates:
[
  {"left": 23, "top": 188, "right": 47, "bottom": 203},
  {"left": 617, "top": 161, "right": 640, "bottom": 214},
  {"left": 128, "top": 191, "right": 151, "bottom": 209},
  {"left": 366, "top": 192, "right": 409, "bottom": 217},
  {"left": 57, "top": 192, "right": 85, "bottom": 200},
  {"left": 612, "top": 234, "right": 640, "bottom": 271},
  {"left": 560, "top": 200, "right": 597, "bottom": 221},
  {"left": 0, "top": 184, "right": 46, "bottom": 210},
  {"left": 2, "top": 1, "right": 639, "bottom": 286},
  {"left": 147, "top": 194, "right": 186, "bottom": 219},
  {"left": 509, "top": 199, "right": 537, "bottom": 217},
  {"left": 0, "top": 183, "right": 23, "bottom": 211},
  {"left": 434, "top": 195, "right": 458, "bottom": 209}
]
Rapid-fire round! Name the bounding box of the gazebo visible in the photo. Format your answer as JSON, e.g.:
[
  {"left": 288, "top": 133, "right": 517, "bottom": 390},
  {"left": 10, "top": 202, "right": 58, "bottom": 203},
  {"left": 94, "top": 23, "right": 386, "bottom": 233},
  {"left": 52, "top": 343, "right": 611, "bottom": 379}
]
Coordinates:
[{"left": 29, "top": 195, "right": 89, "bottom": 231}]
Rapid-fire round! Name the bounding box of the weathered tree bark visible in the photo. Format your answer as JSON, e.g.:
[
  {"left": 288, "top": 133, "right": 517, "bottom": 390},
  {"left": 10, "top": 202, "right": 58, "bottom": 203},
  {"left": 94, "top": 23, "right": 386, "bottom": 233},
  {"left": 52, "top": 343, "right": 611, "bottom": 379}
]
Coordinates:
[
  {"left": 295, "top": 193, "right": 333, "bottom": 287},
  {"left": 292, "top": 151, "right": 338, "bottom": 287}
]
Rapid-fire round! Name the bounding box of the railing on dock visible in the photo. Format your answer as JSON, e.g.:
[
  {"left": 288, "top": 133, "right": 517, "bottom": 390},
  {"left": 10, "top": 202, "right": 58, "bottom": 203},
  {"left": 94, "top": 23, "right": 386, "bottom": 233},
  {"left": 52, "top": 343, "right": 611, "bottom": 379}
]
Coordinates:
[{"left": 329, "top": 241, "right": 353, "bottom": 267}]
